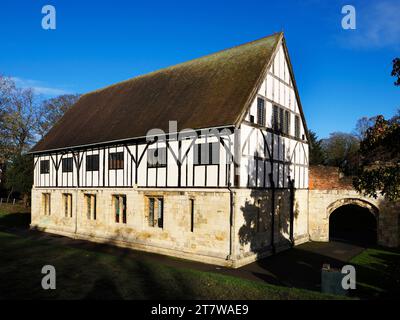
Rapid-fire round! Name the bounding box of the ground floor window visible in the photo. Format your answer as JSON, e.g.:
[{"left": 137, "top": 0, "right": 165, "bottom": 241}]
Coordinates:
[
  {"left": 190, "top": 199, "right": 194, "bottom": 232},
  {"left": 63, "top": 193, "right": 72, "bottom": 218},
  {"left": 42, "top": 193, "right": 51, "bottom": 216},
  {"left": 85, "top": 194, "right": 97, "bottom": 220},
  {"left": 148, "top": 197, "right": 164, "bottom": 228},
  {"left": 113, "top": 195, "right": 126, "bottom": 224}
]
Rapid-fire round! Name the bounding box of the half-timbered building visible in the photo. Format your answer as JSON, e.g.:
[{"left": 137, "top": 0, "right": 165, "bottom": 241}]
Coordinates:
[{"left": 30, "top": 32, "right": 309, "bottom": 267}]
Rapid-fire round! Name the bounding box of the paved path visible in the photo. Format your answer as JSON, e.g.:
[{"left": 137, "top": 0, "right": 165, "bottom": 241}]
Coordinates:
[{"left": 2, "top": 225, "right": 365, "bottom": 292}]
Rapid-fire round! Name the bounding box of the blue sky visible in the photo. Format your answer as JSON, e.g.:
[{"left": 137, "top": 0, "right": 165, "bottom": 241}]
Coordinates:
[{"left": 0, "top": 0, "right": 399, "bottom": 138}]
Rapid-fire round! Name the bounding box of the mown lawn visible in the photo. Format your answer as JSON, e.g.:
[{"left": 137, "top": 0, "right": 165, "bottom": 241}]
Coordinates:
[
  {"left": 0, "top": 231, "right": 341, "bottom": 300},
  {"left": 350, "top": 247, "right": 400, "bottom": 299},
  {"left": 0, "top": 206, "right": 341, "bottom": 300},
  {"left": 0, "top": 203, "right": 31, "bottom": 228}
]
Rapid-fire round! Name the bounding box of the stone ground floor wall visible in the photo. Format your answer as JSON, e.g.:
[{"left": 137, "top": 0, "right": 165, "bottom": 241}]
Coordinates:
[
  {"left": 31, "top": 186, "right": 311, "bottom": 268},
  {"left": 231, "top": 189, "right": 309, "bottom": 267},
  {"left": 308, "top": 189, "right": 400, "bottom": 247}
]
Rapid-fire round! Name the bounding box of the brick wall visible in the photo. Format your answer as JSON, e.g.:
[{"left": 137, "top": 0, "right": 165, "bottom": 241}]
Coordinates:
[{"left": 309, "top": 165, "right": 353, "bottom": 190}]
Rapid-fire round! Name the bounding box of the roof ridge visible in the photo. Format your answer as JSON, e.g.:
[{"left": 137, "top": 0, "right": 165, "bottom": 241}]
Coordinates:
[{"left": 80, "top": 32, "right": 283, "bottom": 98}]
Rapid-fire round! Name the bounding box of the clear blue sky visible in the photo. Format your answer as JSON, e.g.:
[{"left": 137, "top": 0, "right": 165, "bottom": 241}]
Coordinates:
[{"left": 0, "top": 0, "right": 399, "bottom": 138}]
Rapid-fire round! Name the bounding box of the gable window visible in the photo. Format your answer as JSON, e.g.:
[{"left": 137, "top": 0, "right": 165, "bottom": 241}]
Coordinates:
[
  {"left": 62, "top": 157, "right": 73, "bottom": 173},
  {"left": 148, "top": 197, "right": 164, "bottom": 228},
  {"left": 113, "top": 195, "right": 126, "bottom": 224},
  {"left": 147, "top": 147, "right": 167, "bottom": 168},
  {"left": 295, "top": 115, "right": 300, "bottom": 139},
  {"left": 284, "top": 110, "right": 290, "bottom": 135},
  {"left": 279, "top": 108, "right": 284, "bottom": 132},
  {"left": 63, "top": 193, "right": 72, "bottom": 218},
  {"left": 249, "top": 115, "right": 254, "bottom": 123},
  {"left": 40, "top": 160, "right": 50, "bottom": 174},
  {"left": 86, "top": 155, "right": 99, "bottom": 171},
  {"left": 109, "top": 152, "right": 124, "bottom": 170},
  {"left": 272, "top": 105, "right": 279, "bottom": 130},
  {"left": 194, "top": 142, "right": 220, "bottom": 165},
  {"left": 42, "top": 193, "right": 51, "bottom": 215},
  {"left": 85, "top": 194, "right": 97, "bottom": 220},
  {"left": 257, "top": 98, "right": 265, "bottom": 126}
]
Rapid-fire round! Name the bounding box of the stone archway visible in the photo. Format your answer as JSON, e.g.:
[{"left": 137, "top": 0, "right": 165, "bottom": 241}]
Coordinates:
[{"left": 327, "top": 198, "right": 379, "bottom": 245}]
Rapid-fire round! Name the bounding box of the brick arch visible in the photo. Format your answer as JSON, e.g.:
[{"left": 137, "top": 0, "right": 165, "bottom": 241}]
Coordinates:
[{"left": 327, "top": 198, "right": 379, "bottom": 218}]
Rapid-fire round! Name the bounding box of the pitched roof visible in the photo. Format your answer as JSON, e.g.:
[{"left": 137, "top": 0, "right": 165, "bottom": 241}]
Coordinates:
[{"left": 31, "top": 33, "right": 283, "bottom": 153}]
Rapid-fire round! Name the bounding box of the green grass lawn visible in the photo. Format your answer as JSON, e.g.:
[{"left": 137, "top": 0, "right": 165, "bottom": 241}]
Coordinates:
[
  {"left": 0, "top": 231, "right": 340, "bottom": 300},
  {"left": 350, "top": 247, "right": 400, "bottom": 299},
  {"left": 0, "top": 203, "right": 31, "bottom": 228},
  {"left": 1, "top": 205, "right": 397, "bottom": 300},
  {"left": 0, "top": 205, "right": 341, "bottom": 300}
]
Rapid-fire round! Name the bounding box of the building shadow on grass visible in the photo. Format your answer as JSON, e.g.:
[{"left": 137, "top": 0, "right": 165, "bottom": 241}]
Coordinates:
[
  {"left": 85, "top": 277, "right": 124, "bottom": 300},
  {"left": 0, "top": 212, "right": 31, "bottom": 229}
]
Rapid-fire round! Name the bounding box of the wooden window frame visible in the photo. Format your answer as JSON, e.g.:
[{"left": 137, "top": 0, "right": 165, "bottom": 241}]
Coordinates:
[
  {"left": 62, "top": 157, "right": 73, "bottom": 173},
  {"left": 113, "top": 195, "right": 126, "bottom": 224},
  {"left": 40, "top": 160, "right": 50, "bottom": 174},
  {"left": 295, "top": 115, "right": 300, "bottom": 139},
  {"left": 85, "top": 194, "right": 97, "bottom": 220},
  {"left": 109, "top": 152, "right": 124, "bottom": 170},
  {"left": 284, "top": 110, "right": 290, "bottom": 135},
  {"left": 42, "top": 193, "right": 51, "bottom": 215},
  {"left": 194, "top": 142, "right": 220, "bottom": 165},
  {"left": 147, "top": 196, "right": 164, "bottom": 229},
  {"left": 272, "top": 105, "right": 279, "bottom": 131},
  {"left": 257, "top": 97, "right": 266, "bottom": 127},
  {"left": 147, "top": 147, "right": 167, "bottom": 168},
  {"left": 190, "top": 198, "right": 194, "bottom": 232},
  {"left": 86, "top": 154, "right": 100, "bottom": 172},
  {"left": 63, "top": 193, "right": 72, "bottom": 218}
]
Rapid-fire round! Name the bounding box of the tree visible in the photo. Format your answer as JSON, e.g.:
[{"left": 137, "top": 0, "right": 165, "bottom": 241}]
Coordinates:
[
  {"left": 37, "top": 94, "right": 80, "bottom": 138},
  {"left": 0, "top": 75, "right": 79, "bottom": 203},
  {"left": 0, "top": 75, "right": 39, "bottom": 157},
  {"left": 4, "top": 153, "right": 33, "bottom": 205},
  {"left": 392, "top": 58, "right": 400, "bottom": 86},
  {"left": 322, "top": 132, "right": 359, "bottom": 175},
  {"left": 353, "top": 59, "right": 400, "bottom": 200},
  {"left": 353, "top": 115, "right": 400, "bottom": 200},
  {"left": 308, "top": 130, "right": 325, "bottom": 165},
  {"left": 353, "top": 116, "right": 377, "bottom": 140}
]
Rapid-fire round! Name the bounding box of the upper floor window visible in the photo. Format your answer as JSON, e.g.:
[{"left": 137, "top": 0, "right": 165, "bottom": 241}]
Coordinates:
[
  {"left": 109, "top": 152, "right": 124, "bottom": 170},
  {"left": 40, "top": 160, "right": 50, "bottom": 174},
  {"left": 279, "top": 108, "right": 284, "bottom": 132},
  {"left": 62, "top": 157, "right": 73, "bottom": 173},
  {"left": 86, "top": 154, "right": 99, "bottom": 171},
  {"left": 283, "top": 110, "right": 290, "bottom": 135},
  {"left": 257, "top": 98, "right": 265, "bottom": 126},
  {"left": 295, "top": 115, "right": 300, "bottom": 139},
  {"left": 147, "top": 147, "right": 167, "bottom": 168},
  {"left": 273, "top": 106, "right": 292, "bottom": 135},
  {"left": 272, "top": 105, "right": 279, "bottom": 131},
  {"left": 194, "top": 142, "right": 220, "bottom": 165}
]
